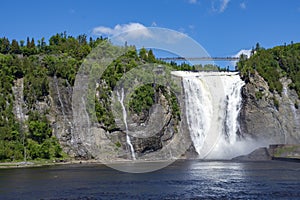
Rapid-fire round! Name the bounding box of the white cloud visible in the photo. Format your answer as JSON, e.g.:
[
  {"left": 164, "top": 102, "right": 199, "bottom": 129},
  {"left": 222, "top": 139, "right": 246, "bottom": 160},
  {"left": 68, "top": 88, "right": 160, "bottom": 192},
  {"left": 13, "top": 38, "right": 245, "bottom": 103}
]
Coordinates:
[
  {"left": 92, "top": 24, "right": 195, "bottom": 58},
  {"left": 234, "top": 49, "right": 252, "bottom": 58},
  {"left": 92, "top": 23, "right": 152, "bottom": 38},
  {"left": 211, "top": 0, "right": 230, "bottom": 13},
  {"left": 178, "top": 27, "right": 186, "bottom": 33},
  {"left": 151, "top": 22, "right": 157, "bottom": 27},
  {"left": 93, "top": 26, "right": 114, "bottom": 35},
  {"left": 240, "top": 2, "right": 246, "bottom": 9},
  {"left": 92, "top": 23, "right": 189, "bottom": 44},
  {"left": 219, "top": 0, "right": 230, "bottom": 13},
  {"left": 189, "top": 0, "right": 197, "bottom": 4},
  {"left": 231, "top": 49, "right": 252, "bottom": 66}
]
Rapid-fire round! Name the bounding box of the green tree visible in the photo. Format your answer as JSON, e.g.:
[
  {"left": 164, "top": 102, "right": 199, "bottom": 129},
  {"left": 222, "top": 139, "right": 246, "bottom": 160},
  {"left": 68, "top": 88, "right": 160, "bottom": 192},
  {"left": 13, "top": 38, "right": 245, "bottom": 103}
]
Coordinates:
[
  {"left": 147, "top": 49, "right": 156, "bottom": 63},
  {"left": 238, "top": 42, "right": 300, "bottom": 97},
  {"left": 26, "top": 37, "right": 31, "bottom": 48},
  {"left": 10, "top": 39, "right": 21, "bottom": 54},
  {"left": 0, "top": 37, "right": 10, "bottom": 54},
  {"left": 139, "top": 47, "right": 147, "bottom": 60},
  {"left": 20, "top": 40, "right": 25, "bottom": 47},
  {"left": 41, "top": 37, "right": 46, "bottom": 49},
  {"left": 77, "top": 34, "right": 87, "bottom": 45},
  {"left": 30, "top": 38, "right": 35, "bottom": 49},
  {"left": 255, "top": 42, "right": 261, "bottom": 51}
]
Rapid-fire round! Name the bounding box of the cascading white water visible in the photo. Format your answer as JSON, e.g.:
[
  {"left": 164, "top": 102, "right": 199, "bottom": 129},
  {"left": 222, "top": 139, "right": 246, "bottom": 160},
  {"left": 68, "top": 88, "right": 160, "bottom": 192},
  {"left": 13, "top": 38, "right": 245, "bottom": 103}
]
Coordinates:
[
  {"left": 283, "top": 85, "right": 300, "bottom": 134},
  {"left": 182, "top": 76, "right": 213, "bottom": 155},
  {"left": 206, "top": 72, "right": 257, "bottom": 159},
  {"left": 117, "top": 88, "right": 136, "bottom": 160},
  {"left": 54, "top": 76, "right": 67, "bottom": 121},
  {"left": 221, "top": 73, "right": 245, "bottom": 144},
  {"left": 173, "top": 71, "right": 254, "bottom": 159}
]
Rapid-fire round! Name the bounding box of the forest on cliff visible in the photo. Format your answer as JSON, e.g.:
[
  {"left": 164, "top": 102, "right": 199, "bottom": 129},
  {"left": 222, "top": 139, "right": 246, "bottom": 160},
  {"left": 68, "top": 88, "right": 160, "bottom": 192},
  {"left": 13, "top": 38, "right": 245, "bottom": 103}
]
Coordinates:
[
  {"left": 238, "top": 42, "right": 300, "bottom": 98},
  {"left": 0, "top": 33, "right": 299, "bottom": 162},
  {"left": 0, "top": 33, "right": 187, "bottom": 162}
]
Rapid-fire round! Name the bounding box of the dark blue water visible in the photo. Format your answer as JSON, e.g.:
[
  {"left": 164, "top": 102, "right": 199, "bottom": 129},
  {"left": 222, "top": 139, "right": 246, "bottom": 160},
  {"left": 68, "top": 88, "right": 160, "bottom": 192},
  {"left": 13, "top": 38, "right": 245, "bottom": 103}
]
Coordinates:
[{"left": 0, "top": 160, "right": 300, "bottom": 199}]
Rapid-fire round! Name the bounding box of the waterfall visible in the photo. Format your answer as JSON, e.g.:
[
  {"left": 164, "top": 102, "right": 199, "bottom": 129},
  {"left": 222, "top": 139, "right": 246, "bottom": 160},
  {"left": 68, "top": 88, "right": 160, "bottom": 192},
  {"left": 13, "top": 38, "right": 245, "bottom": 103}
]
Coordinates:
[
  {"left": 117, "top": 88, "right": 136, "bottom": 160},
  {"left": 221, "top": 73, "right": 245, "bottom": 144},
  {"left": 174, "top": 71, "right": 250, "bottom": 159},
  {"left": 54, "top": 76, "right": 67, "bottom": 122},
  {"left": 182, "top": 76, "right": 213, "bottom": 155},
  {"left": 283, "top": 85, "right": 300, "bottom": 133}
]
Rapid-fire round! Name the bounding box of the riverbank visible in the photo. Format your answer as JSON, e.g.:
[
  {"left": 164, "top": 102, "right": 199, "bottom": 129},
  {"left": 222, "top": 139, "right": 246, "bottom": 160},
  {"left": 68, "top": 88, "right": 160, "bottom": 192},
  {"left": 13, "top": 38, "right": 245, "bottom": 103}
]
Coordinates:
[
  {"left": 269, "top": 144, "right": 300, "bottom": 162},
  {"left": 232, "top": 144, "right": 300, "bottom": 162},
  {"left": 0, "top": 159, "right": 103, "bottom": 169},
  {"left": 2, "top": 144, "right": 300, "bottom": 169},
  {"left": 0, "top": 158, "right": 181, "bottom": 169}
]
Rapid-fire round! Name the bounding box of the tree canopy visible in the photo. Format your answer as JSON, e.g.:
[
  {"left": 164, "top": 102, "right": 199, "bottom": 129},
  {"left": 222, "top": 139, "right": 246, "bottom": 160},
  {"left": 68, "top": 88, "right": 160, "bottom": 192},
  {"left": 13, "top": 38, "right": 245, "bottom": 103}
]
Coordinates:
[{"left": 237, "top": 42, "right": 300, "bottom": 97}]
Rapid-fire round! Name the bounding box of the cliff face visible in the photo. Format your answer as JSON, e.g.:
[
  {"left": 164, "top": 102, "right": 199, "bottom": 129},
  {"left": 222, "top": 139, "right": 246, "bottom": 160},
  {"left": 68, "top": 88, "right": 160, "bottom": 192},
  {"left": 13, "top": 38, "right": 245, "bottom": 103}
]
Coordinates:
[
  {"left": 12, "top": 75, "right": 191, "bottom": 161},
  {"left": 13, "top": 70, "right": 299, "bottom": 161},
  {"left": 48, "top": 76, "right": 78, "bottom": 157},
  {"left": 239, "top": 71, "right": 300, "bottom": 144}
]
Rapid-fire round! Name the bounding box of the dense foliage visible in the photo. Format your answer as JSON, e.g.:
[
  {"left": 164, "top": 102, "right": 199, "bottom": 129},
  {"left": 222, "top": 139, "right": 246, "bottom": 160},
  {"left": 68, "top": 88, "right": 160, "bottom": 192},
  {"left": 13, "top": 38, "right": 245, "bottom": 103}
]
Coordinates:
[
  {"left": 95, "top": 47, "right": 181, "bottom": 131},
  {"left": 0, "top": 54, "right": 23, "bottom": 160},
  {"left": 0, "top": 33, "right": 185, "bottom": 161},
  {"left": 95, "top": 47, "right": 140, "bottom": 131},
  {"left": 238, "top": 42, "right": 300, "bottom": 97},
  {"left": 0, "top": 33, "right": 102, "bottom": 161}
]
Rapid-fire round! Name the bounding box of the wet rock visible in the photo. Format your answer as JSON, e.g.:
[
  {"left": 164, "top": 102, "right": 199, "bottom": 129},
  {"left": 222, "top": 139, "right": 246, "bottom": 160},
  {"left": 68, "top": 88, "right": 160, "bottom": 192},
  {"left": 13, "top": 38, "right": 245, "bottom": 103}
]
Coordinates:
[{"left": 232, "top": 147, "right": 271, "bottom": 161}]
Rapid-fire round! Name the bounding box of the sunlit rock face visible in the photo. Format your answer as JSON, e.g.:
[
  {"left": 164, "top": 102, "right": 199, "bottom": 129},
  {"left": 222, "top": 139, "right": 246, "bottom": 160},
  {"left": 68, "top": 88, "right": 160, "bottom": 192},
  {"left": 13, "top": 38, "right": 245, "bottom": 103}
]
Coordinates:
[{"left": 239, "top": 71, "right": 300, "bottom": 145}]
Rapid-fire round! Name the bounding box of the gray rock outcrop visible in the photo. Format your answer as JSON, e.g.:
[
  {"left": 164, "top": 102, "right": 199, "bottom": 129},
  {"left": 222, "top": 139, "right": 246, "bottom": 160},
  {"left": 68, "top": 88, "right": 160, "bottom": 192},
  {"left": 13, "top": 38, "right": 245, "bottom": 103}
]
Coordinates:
[
  {"left": 232, "top": 147, "right": 271, "bottom": 161},
  {"left": 239, "top": 71, "right": 300, "bottom": 144},
  {"left": 12, "top": 73, "right": 192, "bottom": 161}
]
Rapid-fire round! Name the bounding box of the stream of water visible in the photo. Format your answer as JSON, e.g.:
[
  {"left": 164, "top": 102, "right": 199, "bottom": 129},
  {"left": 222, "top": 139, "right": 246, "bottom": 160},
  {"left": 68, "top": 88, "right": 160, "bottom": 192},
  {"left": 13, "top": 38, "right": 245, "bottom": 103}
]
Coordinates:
[{"left": 117, "top": 88, "right": 136, "bottom": 160}]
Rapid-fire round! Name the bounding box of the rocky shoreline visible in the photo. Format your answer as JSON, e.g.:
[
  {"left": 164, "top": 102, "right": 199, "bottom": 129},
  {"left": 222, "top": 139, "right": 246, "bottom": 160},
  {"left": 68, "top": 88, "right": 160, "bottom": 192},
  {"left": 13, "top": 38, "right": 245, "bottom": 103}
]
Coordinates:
[
  {"left": 232, "top": 144, "right": 300, "bottom": 162},
  {"left": 0, "top": 159, "right": 101, "bottom": 169},
  {"left": 0, "top": 158, "right": 181, "bottom": 169},
  {"left": 2, "top": 144, "right": 300, "bottom": 169}
]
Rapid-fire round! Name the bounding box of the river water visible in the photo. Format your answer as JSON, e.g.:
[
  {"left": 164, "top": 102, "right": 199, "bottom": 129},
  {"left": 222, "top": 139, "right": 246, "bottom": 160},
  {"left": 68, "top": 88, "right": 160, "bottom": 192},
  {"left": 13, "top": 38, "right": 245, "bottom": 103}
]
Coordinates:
[{"left": 1, "top": 160, "right": 300, "bottom": 199}]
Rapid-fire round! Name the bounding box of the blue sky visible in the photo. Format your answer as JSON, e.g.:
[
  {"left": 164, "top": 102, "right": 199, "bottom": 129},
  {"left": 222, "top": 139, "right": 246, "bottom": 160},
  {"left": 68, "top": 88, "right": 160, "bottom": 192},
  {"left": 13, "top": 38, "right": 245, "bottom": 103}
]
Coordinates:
[{"left": 1, "top": 0, "right": 300, "bottom": 58}]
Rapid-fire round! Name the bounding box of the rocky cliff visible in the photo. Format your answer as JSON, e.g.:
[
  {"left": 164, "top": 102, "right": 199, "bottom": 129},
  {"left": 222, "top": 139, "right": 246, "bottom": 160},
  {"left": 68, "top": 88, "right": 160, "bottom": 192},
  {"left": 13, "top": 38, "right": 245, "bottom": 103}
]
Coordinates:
[
  {"left": 12, "top": 74, "right": 192, "bottom": 161},
  {"left": 12, "top": 69, "right": 300, "bottom": 161},
  {"left": 13, "top": 71, "right": 300, "bottom": 161},
  {"left": 239, "top": 71, "right": 300, "bottom": 144}
]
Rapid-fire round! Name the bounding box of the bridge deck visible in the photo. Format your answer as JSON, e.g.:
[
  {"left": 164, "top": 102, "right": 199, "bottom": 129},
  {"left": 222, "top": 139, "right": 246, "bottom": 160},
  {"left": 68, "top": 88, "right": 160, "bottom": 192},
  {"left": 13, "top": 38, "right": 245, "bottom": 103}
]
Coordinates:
[{"left": 158, "top": 57, "right": 239, "bottom": 61}]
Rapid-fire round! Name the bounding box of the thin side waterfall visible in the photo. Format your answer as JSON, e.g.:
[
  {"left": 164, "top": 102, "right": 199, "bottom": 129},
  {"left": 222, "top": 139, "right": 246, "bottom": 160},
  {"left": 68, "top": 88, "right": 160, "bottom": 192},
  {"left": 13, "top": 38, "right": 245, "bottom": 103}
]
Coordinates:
[
  {"left": 283, "top": 85, "right": 300, "bottom": 136},
  {"left": 117, "top": 88, "right": 136, "bottom": 160},
  {"left": 54, "top": 76, "right": 67, "bottom": 121}
]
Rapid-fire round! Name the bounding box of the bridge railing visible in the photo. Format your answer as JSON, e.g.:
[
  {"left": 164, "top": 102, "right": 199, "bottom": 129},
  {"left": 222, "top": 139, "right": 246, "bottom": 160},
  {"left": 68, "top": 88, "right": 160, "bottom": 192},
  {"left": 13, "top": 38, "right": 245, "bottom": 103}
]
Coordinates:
[{"left": 158, "top": 57, "right": 239, "bottom": 61}]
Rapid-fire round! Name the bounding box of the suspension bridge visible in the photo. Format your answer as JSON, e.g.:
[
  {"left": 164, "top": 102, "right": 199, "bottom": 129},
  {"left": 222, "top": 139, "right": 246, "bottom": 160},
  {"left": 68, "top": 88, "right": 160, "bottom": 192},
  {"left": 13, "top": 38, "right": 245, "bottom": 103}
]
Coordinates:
[{"left": 158, "top": 57, "right": 239, "bottom": 61}]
